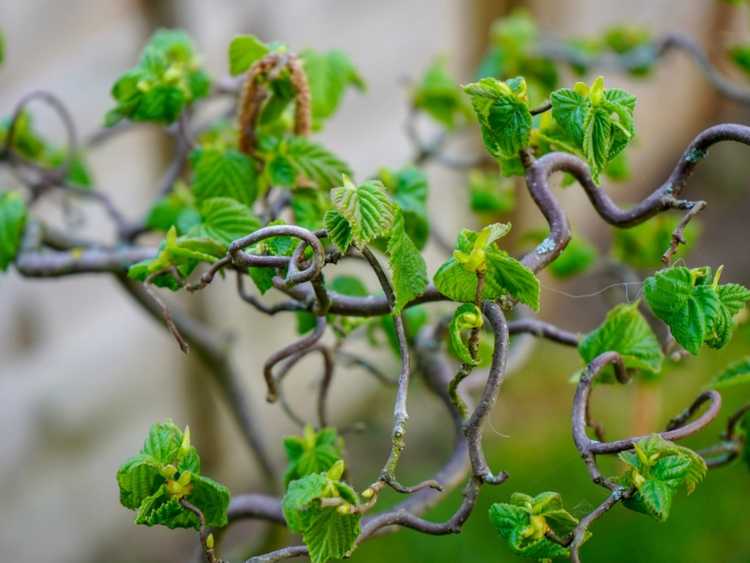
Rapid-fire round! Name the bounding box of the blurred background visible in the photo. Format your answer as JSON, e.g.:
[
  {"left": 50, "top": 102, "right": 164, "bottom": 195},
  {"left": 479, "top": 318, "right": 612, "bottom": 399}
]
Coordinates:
[{"left": 1, "top": 0, "right": 750, "bottom": 561}]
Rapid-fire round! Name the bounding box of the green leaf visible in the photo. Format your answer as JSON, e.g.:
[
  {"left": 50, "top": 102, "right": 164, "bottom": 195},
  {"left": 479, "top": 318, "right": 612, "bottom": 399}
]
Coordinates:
[
  {"left": 189, "top": 475, "right": 231, "bottom": 528},
  {"left": 449, "top": 303, "right": 484, "bottom": 366},
  {"left": 718, "top": 283, "right": 750, "bottom": 315},
  {"left": 386, "top": 212, "right": 428, "bottom": 314},
  {"left": 324, "top": 209, "right": 353, "bottom": 253},
  {"left": 282, "top": 469, "right": 361, "bottom": 563},
  {"left": 300, "top": 49, "right": 365, "bottom": 127},
  {"left": 299, "top": 501, "right": 360, "bottom": 563},
  {"left": 188, "top": 197, "right": 260, "bottom": 245},
  {"left": 283, "top": 425, "right": 344, "bottom": 488},
  {"left": 0, "top": 191, "right": 27, "bottom": 271},
  {"left": 579, "top": 302, "right": 664, "bottom": 378},
  {"left": 228, "top": 34, "right": 270, "bottom": 76},
  {"left": 433, "top": 224, "right": 539, "bottom": 309},
  {"left": 106, "top": 29, "right": 209, "bottom": 125},
  {"left": 484, "top": 249, "right": 540, "bottom": 311},
  {"left": 618, "top": 434, "right": 706, "bottom": 521},
  {"left": 628, "top": 479, "right": 674, "bottom": 522},
  {"left": 330, "top": 177, "right": 396, "bottom": 246},
  {"left": 550, "top": 76, "right": 636, "bottom": 182},
  {"left": 412, "top": 57, "right": 470, "bottom": 128},
  {"left": 644, "top": 266, "right": 749, "bottom": 354},
  {"left": 489, "top": 491, "right": 580, "bottom": 560},
  {"left": 117, "top": 453, "right": 164, "bottom": 510},
  {"left": 464, "top": 76, "right": 532, "bottom": 160},
  {"left": 284, "top": 137, "right": 353, "bottom": 190},
  {"left": 710, "top": 358, "right": 750, "bottom": 389},
  {"left": 127, "top": 226, "right": 226, "bottom": 290},
  {"left": 379, "top": 166, "right": 430, "bottom": 250},
  {"left": 191, "top": 147, "right": 259, "bottom": 206},
  {"left": 117, "top": 420, "right": 230, "bottom": 530}
]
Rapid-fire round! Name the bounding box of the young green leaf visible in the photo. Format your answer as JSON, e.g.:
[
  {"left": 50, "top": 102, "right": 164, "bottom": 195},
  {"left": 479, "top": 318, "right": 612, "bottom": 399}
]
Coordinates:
[
  {"left": 411, "top": 57, "right": 471, "bottom": 129},
  {"left": 117, "top": 420, "right": 230, "bottom": 530},
  {"left": 578, "top": 302, "right": 664, "bottom": 379},
  {"left": 644, "top": 266, "right": 750, "bottom": 354},
  {"left": 0, "top": 191, "right": 27, "bottom": 272},
  {"left": 300, "top": 49, "right": 365, "bottom": 127},
  {"left": 282, "top": 464, "right": 361, "bottom": 563},
  {"left": 434, "top": 224, "right": 539, "bottom": 310},
  {"left": 128, "top": 226, "right": 226, "bottom": 290},
  {"left": 464, "top": 76, "right": 532, "bottom": 160},
  {"left": 379, "top": 166, "right": 430, "bottom": 250},
  {"left": 489, "top": 491, "right": 580, "bottom": 560},
  {"left": 386, "top": 212, "right": 428, "bottom": 314},
  {"left": 283, "top": 425, "right": 344, "bottom": 488},
  {"left": 228, "top": 34, "right": 270, "bottom": 76},
  {"left": 187, "top": 197, "right": 260, "bottom": 245},
  {"left": 284, "top": 137, "right": 353, "bottom": 190},
  {"left": 191, "top": 147, "right": 259, "bottom": 206},
  {"left": 324, "top": 209, "right": 353, "bottom": 253},
  {"left": 330, "top": 177, "right": 396, "bottom": 246},
  {"left": 550, "top": 76, "right": 636, "bottom": 182},
  {"left": 617, "top": 434, "right": 706, "bottom": 522},
  {"left": 105, "top": 30, "right": 210, "bottom": 126},
  {"left": 449, "top": 303, "right": 484, "bottom": 366},
  {"left": 710, "top": 358, "right": 750, "bottom": 389}
]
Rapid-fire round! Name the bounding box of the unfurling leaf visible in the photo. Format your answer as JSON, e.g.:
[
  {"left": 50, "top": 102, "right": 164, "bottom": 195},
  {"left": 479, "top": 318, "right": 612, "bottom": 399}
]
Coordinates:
[
  {"left": 489, "top": 491, "right": 580, "bottom": 560},
  {"left": 117, "top": 420, "right": 230, "bottom": 529},
  {"left": 464, "top": 76, "right": 532, "bottom": 160},
  {"left": 617, "top": 434, "right": 706, "bottom": 522},
  {"left": 550, "top": 76, "right": 636, "bottom": 182},
  {"left": 105, "top": 29, "right": 210, "bottom": 126},
  {"left": 449, "top": 303, "right": 484, "bottom": 366},
  {"left": 434, "top": 224, "right": 539, "bottom": 310}
]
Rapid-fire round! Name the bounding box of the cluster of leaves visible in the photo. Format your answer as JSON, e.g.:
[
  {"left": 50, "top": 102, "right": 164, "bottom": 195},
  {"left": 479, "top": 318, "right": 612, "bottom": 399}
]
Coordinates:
[
  {"left": 616, "top": 434, "right": 707, "bottom": 522},
  {"left": 411, "top": 57, "right": 473, "bottom": 129},
  {"left": 106, "top": 30, "right": 210, "bottom": 126},
  {"left": 281, "top": 427, "right": 362, "bottom": 563},
  {"left": 434, "top": 223, "right": 540, "bottom": 310},
  {"left": 117, "top": 421, "right": 230, "bottom": 529},
  {"left": 124, "top": 30, "right": 363, "bottom": 290},
  {"left": 489, "top": 491, "right": 581, "bottom": 560},
  {"left": 644, "top": 266, "right": 750, "bottom": 355},
  {"left": 577, "top": 265, "right": 750, "bottom": 378}
]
